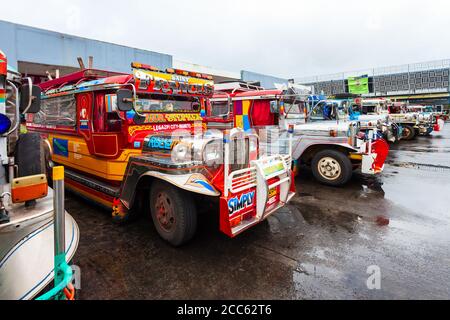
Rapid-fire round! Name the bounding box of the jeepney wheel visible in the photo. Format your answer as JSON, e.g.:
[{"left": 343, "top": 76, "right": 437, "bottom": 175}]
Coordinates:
[
  {"left": 401, "top": 125, "right": 416, "bottom": 141},
  {"left": 311, "top": 150, "right": 352, "bottom": 187},
  {"left": 150, "top": 180, "right": 197, "bottom": 246}
]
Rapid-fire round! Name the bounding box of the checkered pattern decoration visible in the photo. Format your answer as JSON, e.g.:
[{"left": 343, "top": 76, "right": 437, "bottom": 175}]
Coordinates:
[{"left": 234, "top": 100, "right": 251, "bottom": 131}]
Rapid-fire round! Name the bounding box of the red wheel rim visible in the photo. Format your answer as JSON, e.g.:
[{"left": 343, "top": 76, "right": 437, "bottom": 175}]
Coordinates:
[{"left": 155, "top": 192, "right": 175, "bottom": 232}]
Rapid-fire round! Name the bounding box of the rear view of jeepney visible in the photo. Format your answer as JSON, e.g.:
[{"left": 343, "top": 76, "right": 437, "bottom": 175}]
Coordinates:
[{"left": 29, "top": 63, "right": 295, "bottom": 246}]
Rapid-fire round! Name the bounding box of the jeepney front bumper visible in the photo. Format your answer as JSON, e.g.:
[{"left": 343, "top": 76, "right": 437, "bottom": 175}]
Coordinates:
[
  {"left": 220, "top": 154, "right": 295, "bottom": 237},
  {"left": 418, "top": 124, "right": 433, "bottom": 135},
  {"left": 351, "top": 138, "right": 390, "bottom": 175}
]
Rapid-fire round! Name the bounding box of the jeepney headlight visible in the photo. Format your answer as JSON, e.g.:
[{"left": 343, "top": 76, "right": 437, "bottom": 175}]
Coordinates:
[
  {"left": 172, "top": 142, "right": 192, "bottom": 162},
  {"left": 203, "top": 141, "right": 223, "bottom": 166}
]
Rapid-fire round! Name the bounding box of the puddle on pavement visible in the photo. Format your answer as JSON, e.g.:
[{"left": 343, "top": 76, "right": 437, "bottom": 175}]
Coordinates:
[{"left": 294, "top": 202, "right": 362, "bottom": 233}]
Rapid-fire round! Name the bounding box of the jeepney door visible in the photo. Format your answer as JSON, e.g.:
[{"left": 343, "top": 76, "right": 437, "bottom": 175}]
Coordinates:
[{"left": 77, "top": 92, "right": 122, "bottom": 159}]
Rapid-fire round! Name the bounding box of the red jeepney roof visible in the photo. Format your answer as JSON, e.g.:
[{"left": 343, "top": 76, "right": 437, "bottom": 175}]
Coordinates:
[{"left": 39, "top": 68, "right": 127, "bottom": 91}]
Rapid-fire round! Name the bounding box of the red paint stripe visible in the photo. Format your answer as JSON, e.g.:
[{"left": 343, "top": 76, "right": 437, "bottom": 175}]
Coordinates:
[{"left": 65, "top": 177, "right": 115, "bottom": 207}]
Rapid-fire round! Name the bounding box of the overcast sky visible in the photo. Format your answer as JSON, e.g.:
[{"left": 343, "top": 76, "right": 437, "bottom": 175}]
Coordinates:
[{"left": 2, "top": 0, "right": 450, "bottom": 79}]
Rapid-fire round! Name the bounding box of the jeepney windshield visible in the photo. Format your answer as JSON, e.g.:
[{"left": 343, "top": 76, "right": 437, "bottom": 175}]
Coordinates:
[
  {"left": 389, "top": 104, "right": 404, "bottom": 114},
  {"left": 310, "top": 101, "right": 346, "bottom": 120},
  {"left": 360, "top": 101, "right": 387, "bottom": 114},
  {"left": 283, "top": 95, "right": 306, "bottom": 115},
  {"left": 361, "top": 104, "right": 377, "bottom": 114},
  {"left": 284, "top": 102, "right": 302, "bottom": 114},
  {"left": 135, "top": 94, "right": 201, "bottom": 113}
]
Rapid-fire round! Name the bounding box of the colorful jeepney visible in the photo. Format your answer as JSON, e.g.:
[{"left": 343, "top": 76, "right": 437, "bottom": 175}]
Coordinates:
[
  {"left": 385, "top": 101, "right": 435, "bottom": 140},
  {"left": 0, "top": 51, "right": 79, "bottom": 300},
  {"left": 307, "top": 97, "right": 400, "bottom": 143},
  {"left": 405, "top": 105, "right": 445, "bottom": 133},
  {"left": 208, "top": 82, "right": 389, "bottom": 187},
  {"left": 28, "top": 63, "right": 295, "bottom": 246}
]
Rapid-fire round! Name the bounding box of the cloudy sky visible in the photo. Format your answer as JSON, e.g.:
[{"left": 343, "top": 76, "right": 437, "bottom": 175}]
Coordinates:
[{"left": 2, "top": 0, "right": 450, "bottom": 79}]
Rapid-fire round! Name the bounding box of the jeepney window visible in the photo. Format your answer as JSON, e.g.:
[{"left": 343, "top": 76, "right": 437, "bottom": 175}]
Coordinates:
[
  {"left": 361, "top": 103, "right": 377, "bottom": 114},
  {"left": 336, "top": 102, "right": 348, "bottom": 119},
  {"left": 284, "top": 102, "right": 302, "bottom": 114},
  {"left": 135, "top": 94, "right": 200, "bottom": 113},
  {"left": 210, "top": 100, "right": 230, "bottom": 117},
  {"left": 34, "top": 95, "right": 76, "bottom": 127},
  {"left": 310, "top": 102, "right": 338, "bottom": 120},
  {"left": 310, "top": 102, "right": 325, "bottom": 120}
]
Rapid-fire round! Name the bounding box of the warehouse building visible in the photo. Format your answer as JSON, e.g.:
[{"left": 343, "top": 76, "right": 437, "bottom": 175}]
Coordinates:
[
  {"left": 0, "top": 20, "right": 287, "bottom": 89},
  {"left": 296, "top": 60, "right": 450, "bottom": 106}
]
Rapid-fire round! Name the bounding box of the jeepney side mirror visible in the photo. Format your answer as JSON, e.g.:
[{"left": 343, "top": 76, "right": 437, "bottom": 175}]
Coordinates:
[
  {"left": 116, "top": 89, "right": 134, "bottom": 111},
  {"left": 133, "top": 113, "right": 146, "bottom": 125},
  {"left": 20, "top": 85, "right": 41, "bottom": 114}
]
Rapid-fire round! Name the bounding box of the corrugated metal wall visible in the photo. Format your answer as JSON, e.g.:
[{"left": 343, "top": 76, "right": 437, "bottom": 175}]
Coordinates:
[{"left": 0, "top": 20, "right": 172, "bottom": 72}]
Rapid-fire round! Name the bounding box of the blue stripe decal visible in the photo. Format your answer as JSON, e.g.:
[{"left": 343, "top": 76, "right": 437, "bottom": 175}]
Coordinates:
[{"left": 194, "top": 179, "right": 215, "bottom": 192}]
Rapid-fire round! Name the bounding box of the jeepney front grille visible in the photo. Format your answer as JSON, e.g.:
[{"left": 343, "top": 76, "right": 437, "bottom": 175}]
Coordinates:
[
  {"left": 230, "top": 138, "right": 250, "bottom": 172},
  {"left": 228, "top": 167, "right": 257, "bottom": 194}
]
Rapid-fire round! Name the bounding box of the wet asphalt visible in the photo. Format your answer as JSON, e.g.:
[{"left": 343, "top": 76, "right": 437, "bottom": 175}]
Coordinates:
[{"left": 68, "top": 124, "right": 450, "bottom": 300}]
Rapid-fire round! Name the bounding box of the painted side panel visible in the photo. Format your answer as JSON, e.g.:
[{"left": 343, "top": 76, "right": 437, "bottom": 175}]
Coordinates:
[{"left": 49, "top": 133, "right": 141, "bottom": 181}]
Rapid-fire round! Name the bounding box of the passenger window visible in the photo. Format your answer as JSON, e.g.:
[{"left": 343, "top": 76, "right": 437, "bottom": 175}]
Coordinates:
[{"left": 34, "top": 95, "right": 76, "bottom": 127}]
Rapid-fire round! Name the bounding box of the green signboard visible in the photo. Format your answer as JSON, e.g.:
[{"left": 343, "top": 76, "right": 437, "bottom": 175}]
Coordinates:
[{"left": 348, "top": 75, "right": 369, "bottom": 94}]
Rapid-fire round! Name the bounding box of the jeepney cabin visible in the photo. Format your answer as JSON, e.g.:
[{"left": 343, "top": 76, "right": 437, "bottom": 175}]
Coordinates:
[
  {"left": 27, "top": 63, "right": 214, "bottom": 207},
  {"left": 208, "top": 82, "right": 306, "bottom": 132}
]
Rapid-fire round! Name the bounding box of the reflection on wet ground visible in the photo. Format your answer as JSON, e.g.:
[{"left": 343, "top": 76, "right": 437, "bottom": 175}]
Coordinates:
[{"left": 70, "top": 125, "right": 450, "bottom": 300}]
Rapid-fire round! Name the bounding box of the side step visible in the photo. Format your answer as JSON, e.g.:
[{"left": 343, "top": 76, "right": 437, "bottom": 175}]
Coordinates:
[{"left": 64, "top": 168, "right": 120, "bottom": 198}]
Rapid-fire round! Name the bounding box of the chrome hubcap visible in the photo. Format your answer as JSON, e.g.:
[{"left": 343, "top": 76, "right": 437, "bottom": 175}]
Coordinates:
[
  {"left": 318, "top": 157, "right": 341, "bottom": 181},
  {"left": 403, "top": 127, "right": 411, "bottom": 137}
]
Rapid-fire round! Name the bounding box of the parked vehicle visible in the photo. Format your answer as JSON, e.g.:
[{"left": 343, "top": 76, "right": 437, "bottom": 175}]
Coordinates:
[
  {"left": 386, "top": 101, "right": 434, "bottom": 140},
  {"left": 208, "top": 82, "right": 389, "bottom": 187},
  {"left": 309, "top": 97, "right": 400, "bottom": 143},
  {"left": 27, "top": 63, "right": 295, "bottom": 246},
  {"left": 0, "top": 50, "right": 79, "bottom": 300},
  {"left": 405, "top": 105, "right": 445, "bottom": 133}
]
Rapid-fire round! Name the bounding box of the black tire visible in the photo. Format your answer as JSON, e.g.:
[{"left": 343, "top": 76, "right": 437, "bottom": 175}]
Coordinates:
[
  {"left": 401, "top": 125, "right": 416, "bottom": 141},
  {"left": 149, "top": 180, "right": 197, "bottom": 246},
  {"left": 311, "top": 150, "right": 353, "bottom": 187},
  {"left": 15, "top": 133, "right": 45, "bottom": 178}
]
